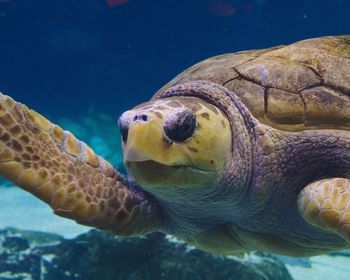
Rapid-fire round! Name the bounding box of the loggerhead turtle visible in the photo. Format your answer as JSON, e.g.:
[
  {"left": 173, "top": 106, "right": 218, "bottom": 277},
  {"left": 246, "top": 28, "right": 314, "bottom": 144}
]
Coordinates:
[{"left": 0, "top": 35, "right": 349, "bottom": 257}]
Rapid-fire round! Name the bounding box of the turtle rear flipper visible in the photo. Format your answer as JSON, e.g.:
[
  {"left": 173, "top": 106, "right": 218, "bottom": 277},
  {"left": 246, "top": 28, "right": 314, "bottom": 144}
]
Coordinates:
[
  {"left": 298, "top": 178, "right": 350, "bottom": 241},
  {"left": 0, "top": 93, "right": 160, "bottom": 236}
]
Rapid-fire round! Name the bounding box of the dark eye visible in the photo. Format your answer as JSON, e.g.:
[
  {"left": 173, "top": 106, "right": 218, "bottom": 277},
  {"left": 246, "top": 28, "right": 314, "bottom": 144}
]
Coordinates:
[{"left": 164, "top": 110, "right": 196, "bottom": 142}]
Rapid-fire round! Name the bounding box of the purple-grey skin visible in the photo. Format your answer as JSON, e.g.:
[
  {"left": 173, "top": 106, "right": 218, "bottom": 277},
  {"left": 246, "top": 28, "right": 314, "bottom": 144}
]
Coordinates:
[{"left": 0, "top": 35, "right": 349, "bottom": 257}]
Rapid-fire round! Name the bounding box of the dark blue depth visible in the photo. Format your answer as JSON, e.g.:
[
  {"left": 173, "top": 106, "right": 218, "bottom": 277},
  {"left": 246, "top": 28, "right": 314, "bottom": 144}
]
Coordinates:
[{"left": 0, "top": 0, "right": 348, "bottom": 118}]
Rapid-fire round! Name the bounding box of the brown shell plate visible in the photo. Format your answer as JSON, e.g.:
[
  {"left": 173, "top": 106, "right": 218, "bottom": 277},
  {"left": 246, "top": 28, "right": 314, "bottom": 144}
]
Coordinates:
[{"left": 157, "top": 36, "right": 350, "bottom": 131}]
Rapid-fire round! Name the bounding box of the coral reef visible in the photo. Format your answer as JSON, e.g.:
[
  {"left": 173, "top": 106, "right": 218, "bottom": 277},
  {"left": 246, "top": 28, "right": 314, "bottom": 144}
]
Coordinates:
[{"left": 0, "top": 228, "right": 293, "bottom": 280}]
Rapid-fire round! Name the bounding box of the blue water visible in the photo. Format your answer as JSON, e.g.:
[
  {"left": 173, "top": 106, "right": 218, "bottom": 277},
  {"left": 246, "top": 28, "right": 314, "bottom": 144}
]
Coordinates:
[
  {"left": 0, "top": 0, "right": 349, "bottom": 118},
  {"left": 0, "top": 1, "right": 349, "bottom": 279}
]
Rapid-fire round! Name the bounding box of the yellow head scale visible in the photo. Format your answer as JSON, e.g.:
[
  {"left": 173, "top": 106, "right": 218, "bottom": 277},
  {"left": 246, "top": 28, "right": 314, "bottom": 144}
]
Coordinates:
[{"left": 119, "top": 96, "right": 232, "bottom": 195}]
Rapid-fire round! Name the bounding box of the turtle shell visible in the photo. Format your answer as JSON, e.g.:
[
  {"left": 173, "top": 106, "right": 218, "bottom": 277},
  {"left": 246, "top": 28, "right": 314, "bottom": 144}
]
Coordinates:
[{"left": 157, "top": 36, "right": 350, "bottom": 131}]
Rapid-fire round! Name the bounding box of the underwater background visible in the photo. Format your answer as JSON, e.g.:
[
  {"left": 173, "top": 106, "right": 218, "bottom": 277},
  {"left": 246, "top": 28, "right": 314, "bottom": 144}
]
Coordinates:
[{"left": 0, "top": 0, "right": 349, "bottom": 279}]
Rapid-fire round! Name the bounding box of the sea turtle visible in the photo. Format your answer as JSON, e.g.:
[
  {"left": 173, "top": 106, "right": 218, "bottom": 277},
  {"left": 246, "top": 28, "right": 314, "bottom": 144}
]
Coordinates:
[{"left": 0, "top": 35, "right": 349, "bottom": 257}]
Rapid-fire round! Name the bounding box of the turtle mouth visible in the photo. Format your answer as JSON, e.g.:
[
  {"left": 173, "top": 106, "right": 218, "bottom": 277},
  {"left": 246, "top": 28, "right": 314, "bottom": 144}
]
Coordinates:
[{"left": 125, "top": 160, "right": 215, "bottom": 188}]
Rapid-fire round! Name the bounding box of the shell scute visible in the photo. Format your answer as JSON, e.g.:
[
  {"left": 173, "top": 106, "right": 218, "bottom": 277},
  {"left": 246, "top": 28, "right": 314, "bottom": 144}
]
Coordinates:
[
  {"left": 301, "top": 86, "right": 350, "bottom": 129},
  {"left": 235, "top": 56, "right": 322, "bottom": 92},
  {"left": 266, "top": 36, "right": 350, "bottom": 95},
  {"left": 267, "top": 88, "right": 304, "bottom": 126},
  {"left": 156, "top": 51, "right": 265, "bottom": 93},
  {"left": 225, "top": 78, "right": 265, "bottom": 119},
  {"left": 157, "top": 36, "right": 350, "bottom": 132}
]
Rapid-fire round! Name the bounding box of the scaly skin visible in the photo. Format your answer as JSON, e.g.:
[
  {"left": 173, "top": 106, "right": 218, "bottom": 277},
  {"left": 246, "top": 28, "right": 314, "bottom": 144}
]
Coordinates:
[
  {"left": 0, "top": 93, "right": 160, "bottom": 236},
  {"left": 299, "top": 178, "right": 350, "bottom": 242},
  {"left": 154, "top": 81, "right": 350, "bottom": 256},
  {"left": 233, "top": 125, "right": 350, "bottom": 256}
]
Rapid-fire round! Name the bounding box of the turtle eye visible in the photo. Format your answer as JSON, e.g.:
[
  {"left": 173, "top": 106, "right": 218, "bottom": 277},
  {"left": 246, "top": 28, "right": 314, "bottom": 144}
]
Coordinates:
[{"left": 164, "top": 110, "right": 196, "bottom": 142}]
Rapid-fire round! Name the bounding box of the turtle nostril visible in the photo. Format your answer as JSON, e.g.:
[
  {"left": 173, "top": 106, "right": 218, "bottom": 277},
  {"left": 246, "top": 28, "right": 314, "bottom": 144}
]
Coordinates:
[
  {"left": 118, "top": 112, "right": 149, "bottom": 143},
  {"left": 133, "top": 114, "right": 149, "bottom": 122}
]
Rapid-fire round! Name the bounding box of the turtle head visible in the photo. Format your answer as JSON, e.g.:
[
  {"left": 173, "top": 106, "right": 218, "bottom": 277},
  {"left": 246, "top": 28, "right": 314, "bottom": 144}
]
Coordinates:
[{"left": 118, "top": 96, "right": 232, "bottom": 196}]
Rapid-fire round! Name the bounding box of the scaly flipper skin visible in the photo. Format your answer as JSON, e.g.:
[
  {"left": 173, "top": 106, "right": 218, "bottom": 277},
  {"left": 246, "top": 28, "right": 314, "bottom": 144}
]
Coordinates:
[
  {"left": 298, "top": 178, "right": 350, "bottom": 242},
  {"left": 0, "top": 93, "right": 160, "bottom": 236}
]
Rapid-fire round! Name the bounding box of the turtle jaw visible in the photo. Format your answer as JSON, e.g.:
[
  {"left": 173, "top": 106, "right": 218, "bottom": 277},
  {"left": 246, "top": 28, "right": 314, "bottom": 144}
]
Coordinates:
[
  {"left": 122, "top": 123, "right": 218, "bottom": 189},
  {"left": 125, "top": 159, "right": 217, "bottom": 189}
]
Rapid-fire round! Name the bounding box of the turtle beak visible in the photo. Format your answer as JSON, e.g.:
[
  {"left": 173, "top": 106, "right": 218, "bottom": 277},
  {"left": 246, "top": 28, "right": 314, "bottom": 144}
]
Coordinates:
[
  {"left": 122, "top": 118, "right": 164, "bottom": 165},
  {"left": 118, "top": 110, "right": 158, "bottom": 163},
  {"left": 123, "top": 140, "right": 153, "bottom": 163}
]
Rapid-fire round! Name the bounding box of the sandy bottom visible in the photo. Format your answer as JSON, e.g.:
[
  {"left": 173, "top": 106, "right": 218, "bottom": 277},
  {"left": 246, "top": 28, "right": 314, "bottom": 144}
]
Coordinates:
[
  {"left": 285, "top": 255, "right": 350, "bottom": 280},
  {"left": 0, "top": 186, "right": 89, "bottom": 238},
  {"left": 1, "top": 186, "right": 350, "bottom": 279}
]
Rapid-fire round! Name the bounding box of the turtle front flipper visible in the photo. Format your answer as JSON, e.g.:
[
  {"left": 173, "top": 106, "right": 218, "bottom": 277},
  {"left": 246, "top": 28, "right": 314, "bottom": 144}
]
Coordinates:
[
  {"left": 298, "top": 178, "right": 350, "bottom": 242},
  {"left": 0, "top": 93, "right": 160, "bottom": 236}
]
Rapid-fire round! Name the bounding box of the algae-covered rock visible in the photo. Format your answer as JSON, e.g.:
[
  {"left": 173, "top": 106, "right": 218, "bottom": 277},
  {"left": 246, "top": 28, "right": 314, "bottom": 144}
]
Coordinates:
[{"left": 0, "top": 228, "right": 292, "bottom": 280}]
